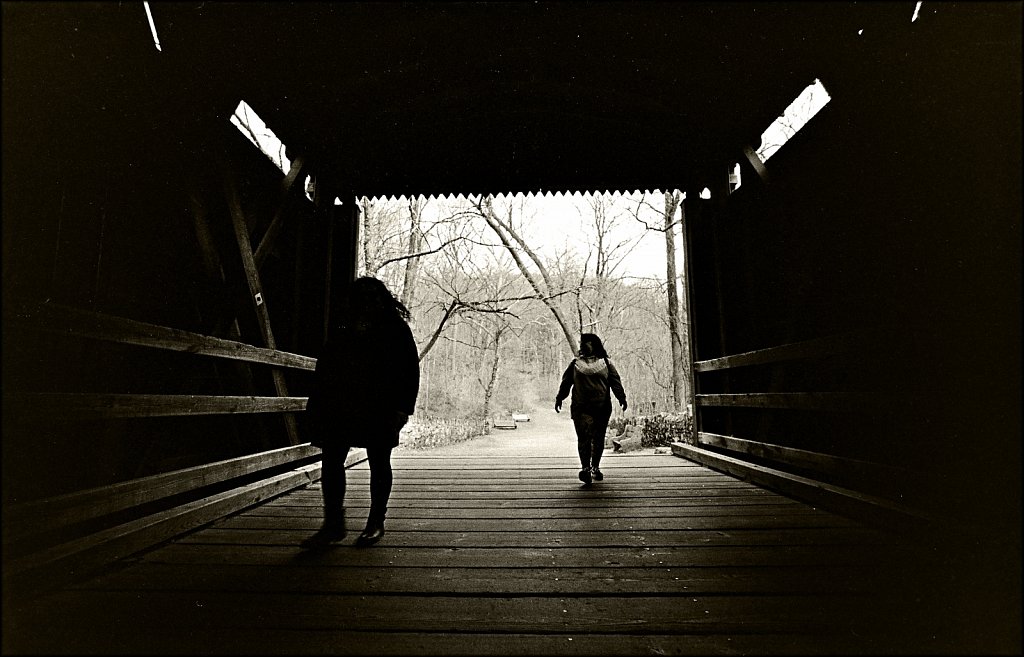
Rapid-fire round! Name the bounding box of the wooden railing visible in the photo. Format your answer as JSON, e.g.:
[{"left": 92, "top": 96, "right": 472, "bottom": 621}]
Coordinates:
[
  {"left": 5, "top": 301, "right": 316, "bottom": 421},
  {"left": 2, "top": 301, "right": 332, "bottom": 597},
  {"left": 675, "top": 331, "right": 936, "bottom": 532},
  {"left": 1, "top": 445, "right": 369, "bottom": 599}
]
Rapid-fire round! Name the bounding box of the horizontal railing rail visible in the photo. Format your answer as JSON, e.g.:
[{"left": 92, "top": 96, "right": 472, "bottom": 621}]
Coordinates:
[
  {"left": 10, "top": 393, "right": 308, "bottom": 419},
  {"left": 4, "top": 301, "right": 317, "bottom": 371},
  {"left": 2, "top": 444, "right": 361, "bottom": 600},
  {"left": 684, "top": 330, "right": 925, "bottom": 531}
]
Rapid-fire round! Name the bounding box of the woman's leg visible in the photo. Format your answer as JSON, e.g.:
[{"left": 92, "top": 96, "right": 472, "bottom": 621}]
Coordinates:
[
  {"left": 320, "top": 444, "right": 350, "bottom": 530},
  {"left": 572, "top": 412, "right": 595, "bottom": 470},
  {"left": 301, "top": 444, "right": 350, "bottom": 547},
  {"left": 365, "top": 446, "right": 394, "bottom": 525},
  {"left": 590, "top": 406, "right": 613, "bottom": 472}
]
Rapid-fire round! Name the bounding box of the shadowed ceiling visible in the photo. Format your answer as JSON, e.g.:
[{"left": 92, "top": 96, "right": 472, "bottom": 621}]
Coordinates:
[{"left": 3, "top": 2, "right": 930, "bottom": 198}]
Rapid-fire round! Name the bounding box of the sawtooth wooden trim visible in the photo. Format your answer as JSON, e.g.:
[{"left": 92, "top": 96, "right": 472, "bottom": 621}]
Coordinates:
[
  {"left": 696, "top": 432, "right": 909, "bottom": 487},
  {"left": 671, "top": 443, "right": 935, "bottom": 533},
  {"left": 4, "top": 301, "right": 317, "bottom": 371},
  {"left": 693, "top": 332, "right": 866, "bottom": 373},
  {"left": 696, "top": 392, "right": 880, "bottom": 412},
  {"left": 12, "top": 393, "right": 308, "bottom": 419}
]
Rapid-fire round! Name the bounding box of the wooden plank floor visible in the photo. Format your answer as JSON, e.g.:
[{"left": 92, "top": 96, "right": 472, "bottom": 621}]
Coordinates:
[{"left": 3, "top": 454, "right": 1014, "bottom": 655}]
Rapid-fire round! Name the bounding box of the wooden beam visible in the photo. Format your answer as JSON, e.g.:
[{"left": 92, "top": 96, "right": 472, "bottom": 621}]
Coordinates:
[
  {"left": 742, "top": 144, "right": 769, "bottom": 184},
  {"left": 5, "top": 445, "right": 321, "bottom": 538},
  {"left": 694, "top": 332, "right": 868, "bottom": 373},
  {"left": 225, "top": 171, "right": 300, "bottom": 445},
  {"left": 4, "top": 301, "right": 316, "bottom": 371},
  {"left": 696, "top": 432, "right": 911, "bottom": 489},
  {"left": 2, "top": 465, "right": 321, "bottom": 597},
  {"left": 671, "top": 443, "right": 936, "bottom": 534},
  {"left": 10, "top": 393, "right": 308, "bottom": 419},
  {"left": 253, "top": 155, "right": 306, "bottom": 268},
  {"left": 696, "top": 392, "right": 884, "bottom": 412}
]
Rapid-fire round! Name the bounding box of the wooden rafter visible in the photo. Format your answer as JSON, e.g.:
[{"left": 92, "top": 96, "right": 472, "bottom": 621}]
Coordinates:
[
  {"left": 254, "top": 155, "right": 307, "bottom": 268},
  {"left": 224, "top": 171, "right": 300, "bottom": 445}
]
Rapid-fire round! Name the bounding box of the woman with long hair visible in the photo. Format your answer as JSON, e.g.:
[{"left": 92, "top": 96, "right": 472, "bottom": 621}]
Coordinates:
[
  {"left": 555, "top": 333, "right": 628, "bottom": 484},
  {"left": 301, "top": 276, "right": 420, "bottom": 548}
]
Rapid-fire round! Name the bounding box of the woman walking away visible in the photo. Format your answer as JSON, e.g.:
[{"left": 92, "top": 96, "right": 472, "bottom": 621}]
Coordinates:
[
  {"left": 555, "top": 333, "right": 627, "bottom": 484},
  {"left": 302, "top": 276, "right": 420, "bottom": 548}
]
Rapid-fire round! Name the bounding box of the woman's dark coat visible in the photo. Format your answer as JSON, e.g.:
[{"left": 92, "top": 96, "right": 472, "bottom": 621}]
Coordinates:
[{"left": 305, "top": 316, "right": 420, "bottom": 449}]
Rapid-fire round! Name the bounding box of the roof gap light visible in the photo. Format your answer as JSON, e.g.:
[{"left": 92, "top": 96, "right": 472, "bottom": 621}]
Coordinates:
[
  {"left": 912, "top": 2, "right": 922, "bottom": 22},
  {"left": 143, "top": 2, "right": 162, "bottom": 52},
  {"left": 230, "top": 100, "right": 291, "bottom": 174},
  {"left": 756, "top": 79, "right": 831, "bottom": 162}
]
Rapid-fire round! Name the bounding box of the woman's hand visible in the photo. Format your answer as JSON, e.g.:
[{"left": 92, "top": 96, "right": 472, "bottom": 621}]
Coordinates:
[{"left": 554, "top": 399, "right": 562, "bottom": 413}]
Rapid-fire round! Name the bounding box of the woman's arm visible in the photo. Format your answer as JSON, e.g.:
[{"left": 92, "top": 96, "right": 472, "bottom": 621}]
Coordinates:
[
  {"left": 555, "top": 360, "right": 575, "bottom": 411},
  {"left": 606, "top": 359, "right": 628, "bottom": 410}
]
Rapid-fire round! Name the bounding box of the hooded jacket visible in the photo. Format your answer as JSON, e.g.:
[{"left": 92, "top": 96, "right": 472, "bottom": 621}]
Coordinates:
[{"left": 556, "top": 355, "right": 627, "bottom": 419}]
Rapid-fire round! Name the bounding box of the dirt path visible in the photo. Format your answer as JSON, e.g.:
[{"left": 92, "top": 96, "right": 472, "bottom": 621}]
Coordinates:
[{"left": 399, "top": 406, "right": 654, "bottom": 459}]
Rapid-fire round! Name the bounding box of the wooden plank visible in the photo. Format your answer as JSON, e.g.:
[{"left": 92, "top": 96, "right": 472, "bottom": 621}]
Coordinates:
[
  {"left": 137, "top": 541, "right": 917, "bottom": 569},
  {"left": 215, "top": 513, "right": 865, "bottom": 532},
  {"left": 225, "top": 170, "right": 300, "bottom": 445},
  {"left": 270, "top": 496, "right": 803, "bottom": 509},
  {"left": 693, "top": 331, "right": 868, "bottom": 373},
  {"left": 2, "top": 464, "right": 322, "bottom": 597},
  {"left": 7, "top": 590, "right": 903, "bottom": 637},
  {"left": 697, "top": 432, "right": 911, "bottom": 485},
  {"left": 5, "top": 445, "right": 322, "bottom": 535},
  {"left": 671, "top": 442, "right": 937, "bottom": 532},
  {"left": 179, "top": 526, "right": 885, "bottom": 549},
  {"left": 10, "top": 392, "right": 308, "bottom": 419},
  {"left": 71, "top": 562, "right": 891, "bottom": 596},
  {"left": 247, "top": 503, "right": 823, "bottom": 519},
  {"left": 695, "top": 391, "right": 882, "bottom": 412},
  {"left": 742, "top": 143, "right": 770, "bottom": 183},
  {"left": 3, "top": 629, "right": 873, "bottom": 657},
  {"left": 3, "top": 301, "right": 317, "bottom": 370}
]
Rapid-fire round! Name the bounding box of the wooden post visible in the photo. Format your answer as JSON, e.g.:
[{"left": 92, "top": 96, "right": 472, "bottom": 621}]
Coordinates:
[
  {"left": 682, "top": 186, "right": 703, "bottom": 442},
  {"left": 741, "top": 144, "right": 770, "bottom": 185},
  {"left": 680, "top": 188, "right": 700, "bottom": 442},
  {"left": 224, "top": 171, "right": 300, "bottom": 446},
  {"left": 709, "top": 164, "right": 734, "bottom": 436}
]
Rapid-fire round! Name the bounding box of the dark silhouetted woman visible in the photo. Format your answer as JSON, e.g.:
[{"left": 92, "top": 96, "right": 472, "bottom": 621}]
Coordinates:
[
  {"left": 555, "top": 333, "right": 627, "bottom": 484},
  {"left": 302, "top": 276, "right": 420, "bottom": 548}
]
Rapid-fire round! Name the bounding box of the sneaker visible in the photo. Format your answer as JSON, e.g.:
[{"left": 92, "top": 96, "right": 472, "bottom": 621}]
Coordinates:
[
  {"left": 578, "top": 468, "right": 592, "bottom": 484},
  {"left": 299, "top": 525, "right": 346, "bottom": 549},
  {"left": 592, "top": 468, "right": 604, "bottom": 481}
]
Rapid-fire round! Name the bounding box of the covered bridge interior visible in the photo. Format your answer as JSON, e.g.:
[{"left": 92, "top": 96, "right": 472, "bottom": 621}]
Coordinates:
[{"left": 3, "top": 1, "right": 1021, "bottom": 650}]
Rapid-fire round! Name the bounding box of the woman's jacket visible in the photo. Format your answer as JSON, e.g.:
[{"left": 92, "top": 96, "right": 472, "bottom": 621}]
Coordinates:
[{"left": 305, "top": 316, "right": 419, "bottom": 449}]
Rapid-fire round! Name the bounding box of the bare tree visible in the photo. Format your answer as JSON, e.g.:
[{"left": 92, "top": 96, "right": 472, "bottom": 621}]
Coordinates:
[
  {"left": 470, "top": 195, "right": 580, "bottom": 357},
  {"left": 661, "top": 191, "right": 690, "bottom": 411},
  {"left": 575, "top": 193, "right": 644, "bottom": 335},
  {"left": 401, "top": 195, "right": 425, "bottom": 310},
  {"left": 630, "top": 190, "right": 692, "bottom": 412}
]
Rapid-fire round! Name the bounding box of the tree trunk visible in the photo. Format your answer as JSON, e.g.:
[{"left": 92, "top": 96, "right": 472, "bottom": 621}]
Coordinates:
[
  {"left": 401, "top": 196, "right": 423, "bottom": 310},
  {"left": 360, "top": 195, "right": 377, "bottom": 275},
  {"left": 476, "top": 195, "right": 578, "bottom": 356},
  {"left": 664, "top": 191, "right": 688, "bottom": 412},
  {"left": 481, "top": 326, "right": 504, "bottom": 425}
]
